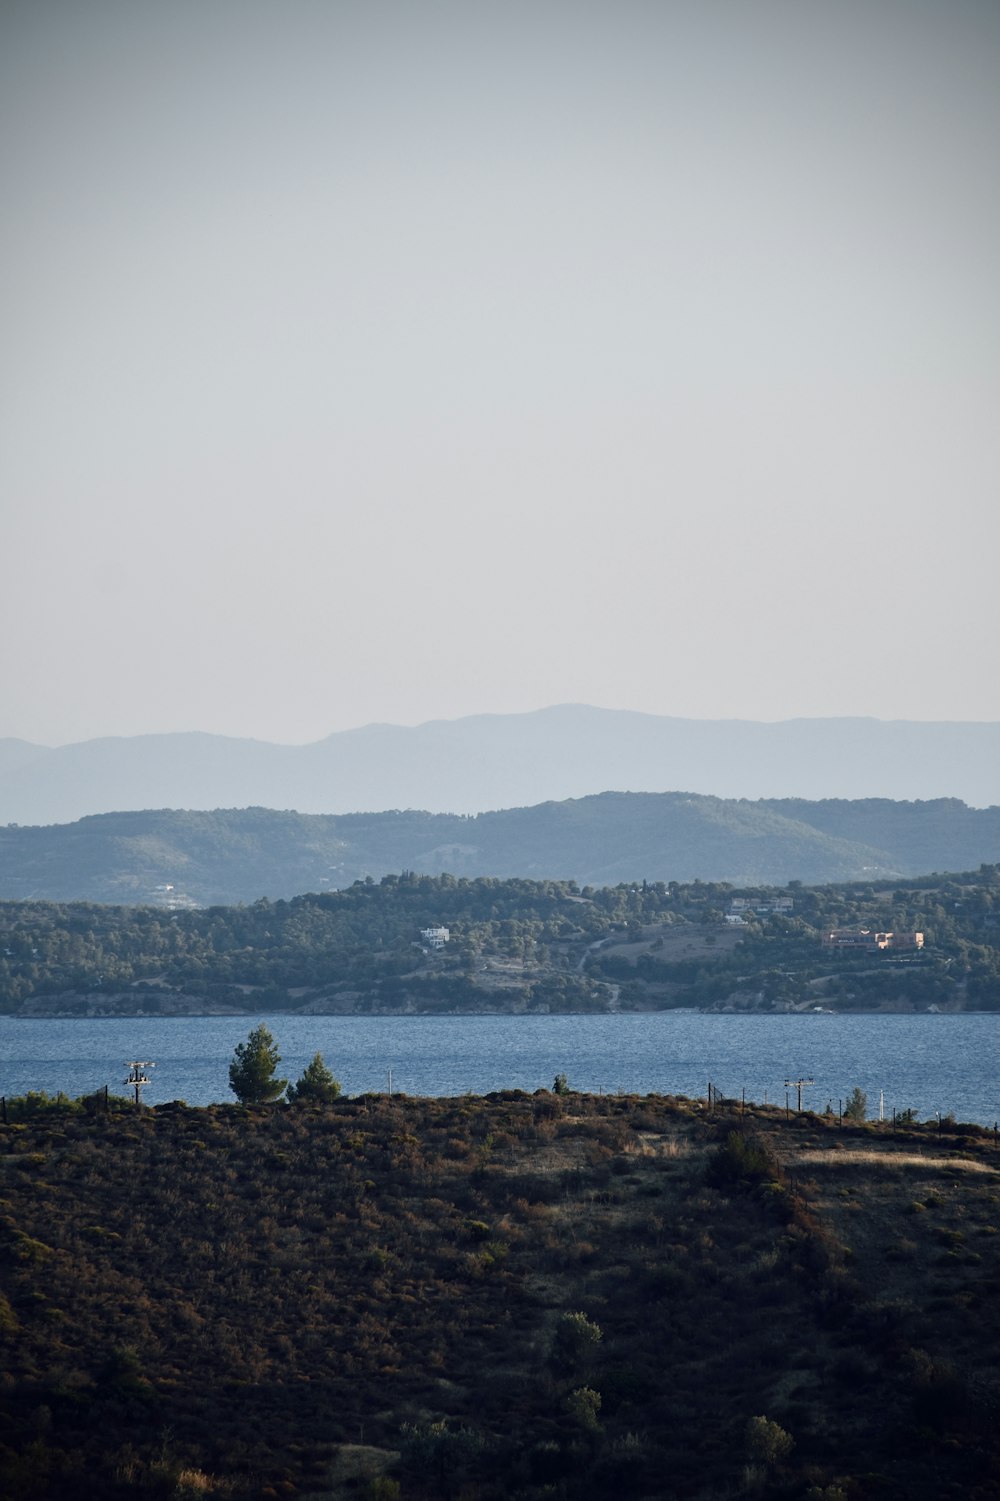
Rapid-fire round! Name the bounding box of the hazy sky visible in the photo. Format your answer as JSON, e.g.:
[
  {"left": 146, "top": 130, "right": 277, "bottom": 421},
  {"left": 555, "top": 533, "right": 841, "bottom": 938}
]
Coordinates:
[{"left": 3, "top": 0, "right": 998, "bottom": 746}]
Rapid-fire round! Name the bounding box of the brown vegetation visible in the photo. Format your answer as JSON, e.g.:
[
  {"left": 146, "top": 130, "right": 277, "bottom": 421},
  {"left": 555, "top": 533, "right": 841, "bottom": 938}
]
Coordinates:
[{"left": 1, "top": 1094, "right": 998, "bottom": 1499}]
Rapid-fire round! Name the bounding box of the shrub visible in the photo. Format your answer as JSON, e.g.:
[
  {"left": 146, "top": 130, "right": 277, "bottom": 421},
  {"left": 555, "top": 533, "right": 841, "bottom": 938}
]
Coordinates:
[
  {"left": 745, "top": 1415, "right": 794, "bottom": 1467},
  {"left": 551, "top": 1311, "right": 603, "bottom": 1373},
  {"left": 399, "top": 1419, "right": 486, "bottom": 1487},
  {"left": 4, "top": 1091, "right": 81, "bottom": 1121},
  {"left": 566, "top": 1386, "right": 602, "bottom": 1432},
  {"left": 706, "top": 1132, "right": 778, "bottom": 1189},
  {"left": 365, "top": 1479, "right": 400, "bottom": 1501}
]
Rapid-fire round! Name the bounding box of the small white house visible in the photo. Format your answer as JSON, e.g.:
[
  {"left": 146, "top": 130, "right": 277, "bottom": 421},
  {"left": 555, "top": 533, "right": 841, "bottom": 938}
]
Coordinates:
[{"left": 420, "top": 926, "right": 450, "bottom": 950}]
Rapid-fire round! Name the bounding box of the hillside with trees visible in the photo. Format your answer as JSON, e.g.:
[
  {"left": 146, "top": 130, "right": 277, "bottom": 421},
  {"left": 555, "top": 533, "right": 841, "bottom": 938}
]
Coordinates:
[
  {"left": 0, "top": 1089, "right": 997, "bottom": 1500},
  {"left": 0, "top": 793, "right": 998, "bottom": 907},
  {"left": 2, "top": 866, "right": 998, "bottom": 1017}
]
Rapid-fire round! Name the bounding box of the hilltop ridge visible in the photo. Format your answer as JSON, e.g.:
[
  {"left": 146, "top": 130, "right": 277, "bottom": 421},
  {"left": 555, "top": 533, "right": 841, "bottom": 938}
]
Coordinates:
[
  {"left": 0, "top": 792, "right": 997, "bottom": 908},
  {"left": 1, "top": 706, "right": 998, "bottom": 823}
]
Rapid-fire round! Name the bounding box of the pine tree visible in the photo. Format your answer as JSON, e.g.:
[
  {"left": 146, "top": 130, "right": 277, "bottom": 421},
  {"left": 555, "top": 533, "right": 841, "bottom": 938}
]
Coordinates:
[
  {"left": 844, "top": 1086, "right": 868, "bottom": 1121},
  {"left": 228, "top": 1024, "right": 287, "bottom": 1104},
  {"left": 286, "top": 1052, "right": 341, "bottom": 1105}
]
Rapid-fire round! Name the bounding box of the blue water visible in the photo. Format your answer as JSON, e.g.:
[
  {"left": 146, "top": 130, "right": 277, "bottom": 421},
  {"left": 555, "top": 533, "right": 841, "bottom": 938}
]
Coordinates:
[{"left": 1, "top": 1012, "right": 997, "bottom": 1125}]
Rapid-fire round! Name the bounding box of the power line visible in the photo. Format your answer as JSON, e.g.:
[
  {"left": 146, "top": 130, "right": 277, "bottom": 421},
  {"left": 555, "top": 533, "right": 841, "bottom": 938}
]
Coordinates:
[
  {"left": 784, "top": 1076, "right": 814, "bottom": 1112},
  {"left": 124, "top": 1060, "right": 155, "bottom": 1107}
]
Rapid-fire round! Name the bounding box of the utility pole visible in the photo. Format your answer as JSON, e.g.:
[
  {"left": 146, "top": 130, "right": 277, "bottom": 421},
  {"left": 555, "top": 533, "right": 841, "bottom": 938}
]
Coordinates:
[
  {"left": 386, "top": 1067, "right": 392, "bottom": 1098},
  {"left": 124, "top": 1060, "right": 155, "bottom": 1107},
  {"left": 784, "top": 1077, "right": 814, "bottom": 1112}
]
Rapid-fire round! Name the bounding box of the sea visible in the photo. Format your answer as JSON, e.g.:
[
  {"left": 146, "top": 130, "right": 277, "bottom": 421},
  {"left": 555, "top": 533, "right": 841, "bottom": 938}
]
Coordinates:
[{"left": 1, "top": 1011, "right": 997, "bottom": 1126}]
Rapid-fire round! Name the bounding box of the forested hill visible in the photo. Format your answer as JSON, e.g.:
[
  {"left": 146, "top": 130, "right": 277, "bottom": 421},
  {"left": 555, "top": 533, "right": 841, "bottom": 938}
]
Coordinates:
[
  {"left": 2, "top": 866, "right": 998, "bottom": 1017},
  {"left": 0, "top": 793, "right": 998, "bottom": 908}
]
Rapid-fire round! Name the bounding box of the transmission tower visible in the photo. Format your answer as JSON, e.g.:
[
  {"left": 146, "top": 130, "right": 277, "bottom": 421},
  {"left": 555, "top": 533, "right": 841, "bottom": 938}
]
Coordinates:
[
  {"left": 784, "top": 1076, "right": 814, "bottom": 1111},
  {"left": 124, "top": 1060, "right": 155, "bottom": 1106}
]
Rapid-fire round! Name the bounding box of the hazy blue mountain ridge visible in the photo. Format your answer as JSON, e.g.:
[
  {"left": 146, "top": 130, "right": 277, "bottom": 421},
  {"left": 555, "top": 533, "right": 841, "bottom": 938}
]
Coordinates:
[{"left": 1, "top": 706, "right": 998, "bottom": 825}]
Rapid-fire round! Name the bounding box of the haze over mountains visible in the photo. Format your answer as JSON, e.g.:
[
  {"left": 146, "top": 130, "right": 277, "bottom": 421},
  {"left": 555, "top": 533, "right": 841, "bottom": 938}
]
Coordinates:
[
  {"left": 2, "top": 794, "right": 997, "bottom": 908},
  {"left": 1, "top": 707, "right": 998, "bottom": 827}
]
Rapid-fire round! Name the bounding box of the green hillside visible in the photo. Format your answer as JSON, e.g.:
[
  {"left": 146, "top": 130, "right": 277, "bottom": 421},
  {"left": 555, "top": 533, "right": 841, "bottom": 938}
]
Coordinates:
[
  {"left": 2, "top": 867, "right": 998, "bottom": 1017},
  {"left": 1, "top": 794, "right": 998, "bottom": 908}
]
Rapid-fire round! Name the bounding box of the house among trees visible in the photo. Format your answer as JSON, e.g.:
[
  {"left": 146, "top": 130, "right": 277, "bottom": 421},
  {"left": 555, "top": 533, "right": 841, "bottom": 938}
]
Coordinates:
[
  {"left": 420, "top": 925, "right": 450, "bottom": 950},
  {"left": 729, "top": 896, "right": 795, "bottom": 915},
  {"left": 822, "top": 928, "right": 924, "bottom": 950}
]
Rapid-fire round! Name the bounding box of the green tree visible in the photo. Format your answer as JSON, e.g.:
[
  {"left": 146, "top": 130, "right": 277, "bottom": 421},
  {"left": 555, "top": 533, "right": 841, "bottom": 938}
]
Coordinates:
[
  {"left": 286, "top": 1052, "right": 341, "bottom": 1105},
  {"left": 844, "top": 1087, "right": 867, "bottom": 1121},
  {"left": 553, "top": 1073, "right": 570, "bottom": 1095},
  {"left": 228, "top": 1024, "right": 287, "bottom": 1104}
]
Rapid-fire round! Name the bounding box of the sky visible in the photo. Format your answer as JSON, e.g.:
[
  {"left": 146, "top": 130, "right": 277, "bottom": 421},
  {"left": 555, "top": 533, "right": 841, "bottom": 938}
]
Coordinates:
[{"left": 2, "top": 0, "right": 998, "bottom": 747}]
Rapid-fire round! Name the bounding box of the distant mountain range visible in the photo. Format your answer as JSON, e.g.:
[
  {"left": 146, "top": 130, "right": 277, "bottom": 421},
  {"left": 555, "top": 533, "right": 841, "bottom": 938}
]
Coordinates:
[
  {"left": 1, "top": 707, "right": 998, "bottom": 826},
  {"left": 1, "top": 794, "right": 996, "bottom": 907}
]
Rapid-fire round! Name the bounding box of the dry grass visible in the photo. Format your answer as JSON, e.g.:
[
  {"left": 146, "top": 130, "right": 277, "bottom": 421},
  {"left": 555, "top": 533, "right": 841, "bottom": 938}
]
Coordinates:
[{"left": 791, "top": 1149, "right": 998, "bottom": 1174}]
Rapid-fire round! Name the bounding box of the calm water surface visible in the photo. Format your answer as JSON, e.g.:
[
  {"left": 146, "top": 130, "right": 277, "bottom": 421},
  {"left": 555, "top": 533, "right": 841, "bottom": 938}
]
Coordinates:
[{"left": 1, "top": 1012, "right": 997, "bottom": 1125}]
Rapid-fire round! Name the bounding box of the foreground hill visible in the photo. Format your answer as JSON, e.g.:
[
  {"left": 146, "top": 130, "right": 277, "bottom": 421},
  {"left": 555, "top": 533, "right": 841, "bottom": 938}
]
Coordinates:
[
  {"left": 2, "top": 706, "right": 998, "bottom": 824},
  {"left": 3, "top": 867, "right": 998, "bottom": 1017},
  {"left": 1, "top": 1092, "right": 997, "bottom": 1500},
  {"left": 1, "top": 793, "right": 998, "bottom": 907}
]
